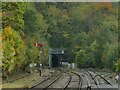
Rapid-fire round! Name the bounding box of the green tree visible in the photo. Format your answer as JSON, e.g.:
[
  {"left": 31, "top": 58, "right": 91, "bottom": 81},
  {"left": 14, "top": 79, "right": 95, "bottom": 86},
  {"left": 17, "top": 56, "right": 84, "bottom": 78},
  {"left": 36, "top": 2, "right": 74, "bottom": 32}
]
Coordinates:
[
  {"left": 76, "top": 50, "right": 86, "bottom": 68},
  {"left": 2, "top": 2, "right": 29, "bottom": 33},
  {"left": 23, "top": 4, "right": 49, "bottom": 67},
  {"left": 115, "top": 58, "right": 120, "bottom": 72}
]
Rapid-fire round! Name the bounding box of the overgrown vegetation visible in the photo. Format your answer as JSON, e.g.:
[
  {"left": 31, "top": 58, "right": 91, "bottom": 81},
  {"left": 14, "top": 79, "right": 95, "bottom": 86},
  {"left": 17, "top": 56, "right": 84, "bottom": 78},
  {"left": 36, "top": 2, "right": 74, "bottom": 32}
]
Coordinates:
[{"left": 2, "top": 2, "right": 119, "bottom": 78}]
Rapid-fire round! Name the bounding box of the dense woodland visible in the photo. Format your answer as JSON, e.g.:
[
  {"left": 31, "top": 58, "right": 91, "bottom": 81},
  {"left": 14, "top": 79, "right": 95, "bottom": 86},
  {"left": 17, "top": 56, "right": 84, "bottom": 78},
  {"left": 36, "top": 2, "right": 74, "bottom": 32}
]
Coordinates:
[{"left": 2, "top": 2, "right": 120, "bottom": 78}]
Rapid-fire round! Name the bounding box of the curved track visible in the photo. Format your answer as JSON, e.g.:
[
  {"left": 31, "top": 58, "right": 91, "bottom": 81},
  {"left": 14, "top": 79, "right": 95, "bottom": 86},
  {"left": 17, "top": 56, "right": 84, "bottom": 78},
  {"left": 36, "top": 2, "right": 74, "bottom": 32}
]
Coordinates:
[
  {"left": 29, "top": 68, "right": 118, "bottom": 90},
  {"left": 62, "top": 71, "right": 82, "bottom": 90},
  {"left": 29, "top": 69, "right": 62, "bottom": 89},
  {"left": 87, "top": 70, "right": 115, "bottom": 89},
  {"left": 30, "top": 69, "right": 83, "bottom": 90}
]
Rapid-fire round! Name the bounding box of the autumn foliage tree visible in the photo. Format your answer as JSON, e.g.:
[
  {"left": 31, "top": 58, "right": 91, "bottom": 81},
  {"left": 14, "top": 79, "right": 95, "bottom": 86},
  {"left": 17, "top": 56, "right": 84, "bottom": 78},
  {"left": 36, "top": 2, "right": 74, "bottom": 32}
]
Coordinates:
[{"left": 2, "top": 26, "right": 26, "bottom": 78}]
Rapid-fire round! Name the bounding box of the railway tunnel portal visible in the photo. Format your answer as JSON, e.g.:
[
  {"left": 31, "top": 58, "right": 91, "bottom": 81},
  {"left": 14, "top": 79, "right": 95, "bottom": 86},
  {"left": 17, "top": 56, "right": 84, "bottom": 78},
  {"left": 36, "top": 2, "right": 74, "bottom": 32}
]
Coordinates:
[{"left": 49, "top": 48, "right": 65, "bottom": 68}]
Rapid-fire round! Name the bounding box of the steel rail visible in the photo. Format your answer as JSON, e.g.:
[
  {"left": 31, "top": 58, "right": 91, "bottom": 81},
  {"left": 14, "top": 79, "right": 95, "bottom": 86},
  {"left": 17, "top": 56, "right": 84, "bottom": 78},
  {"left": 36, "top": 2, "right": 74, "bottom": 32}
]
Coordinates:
[
  {"left": 86, "top": 71, "right": 100, "bottom": 90},
  {"left": 92, "top": 71, "right": 114, "bottom": 87},
  {"left": 43, "top": 73, "right": 63, "bottom": 90},
  {"left": 71, "top": 71, "right": 83, "bottom": 90},
  {"left": 94, "top": 74, "right": 114, "bottom": 87},
  {"left": 29, "top": 69, "right": 61, "bottom": 89},
  {"left": 62, "top": 72, "right": 72, "bottom": 90}
]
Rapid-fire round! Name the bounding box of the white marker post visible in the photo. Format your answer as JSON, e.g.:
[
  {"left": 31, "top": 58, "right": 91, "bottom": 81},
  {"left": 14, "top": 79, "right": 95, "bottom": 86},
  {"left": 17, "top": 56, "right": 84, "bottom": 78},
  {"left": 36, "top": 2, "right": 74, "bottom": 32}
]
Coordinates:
[
  {"left": 29, "top": 63, "right": 33, "bottom": 73},
  {"left": 118, "top": 73, "right": 120, "bottom": 90},
  {"left": 40, "top": 48, "right": 42, "bottom": 68},
  {"left": 34, "top": 63, "right": 37, "bottom": 67},
  {"left": 40, "top": 63, "right": 42, "bottom": 69}
]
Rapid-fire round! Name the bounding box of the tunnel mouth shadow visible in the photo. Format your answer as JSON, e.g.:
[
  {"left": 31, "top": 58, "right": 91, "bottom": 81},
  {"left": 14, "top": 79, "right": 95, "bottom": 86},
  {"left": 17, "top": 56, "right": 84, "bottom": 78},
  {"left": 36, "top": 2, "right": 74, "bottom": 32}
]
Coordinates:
[{"left": 51, "top": 54, "right": 59, "bottom": 67}]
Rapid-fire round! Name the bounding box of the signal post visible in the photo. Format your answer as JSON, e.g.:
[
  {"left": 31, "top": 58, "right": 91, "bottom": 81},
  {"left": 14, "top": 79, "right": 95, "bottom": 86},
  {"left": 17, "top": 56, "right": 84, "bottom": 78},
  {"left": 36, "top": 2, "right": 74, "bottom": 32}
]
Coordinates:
[{"left": 34, "top": 43, "right": 44, "bottom": 76}]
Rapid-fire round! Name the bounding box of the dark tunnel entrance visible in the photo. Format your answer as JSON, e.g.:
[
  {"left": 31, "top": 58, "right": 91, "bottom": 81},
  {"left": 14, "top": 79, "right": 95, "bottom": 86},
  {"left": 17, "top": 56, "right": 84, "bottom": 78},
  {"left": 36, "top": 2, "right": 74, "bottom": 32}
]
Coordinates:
[
  {"left": 49, "top": 49, "right": 66, "bottom": 68},
  {"left": 51, "top": 54, "right": 59, "bottom": 67}
]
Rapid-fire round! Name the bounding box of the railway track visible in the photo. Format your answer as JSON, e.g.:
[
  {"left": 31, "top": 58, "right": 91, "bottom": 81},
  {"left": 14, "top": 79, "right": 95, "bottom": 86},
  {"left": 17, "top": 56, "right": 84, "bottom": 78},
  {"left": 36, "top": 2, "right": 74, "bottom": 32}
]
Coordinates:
[
  {"left": 62, "top": 72, "right": 72, "bottom": 90},
  {"left": 29, "top": 68, "right": 118, "bottom": 90},
  {"left": 29, "top": 69, "right": 62, "bottom": 89},
  {"left": 87, "top": 71, "right": 116, "bottom": 89},
  {"left": 94, "top": 72, "right": 115, "bottom": 87},
  {"left": 29, "top": 68, "right": 82, "bottom": 90},
  {"left": 62, "top": 71, "right": 82, "bottom": 90},
  {"left": 43, "top": 70, "right": 82, "bottom": 90},
  {"left": 86, "top": 71, "right": 101, "bottom": 89},
  {"left": 71, "top": 71, "right": 82, "bottom": 89},
  {"left": 76, "top": 69, "right": 118, "bottom": 90}
]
